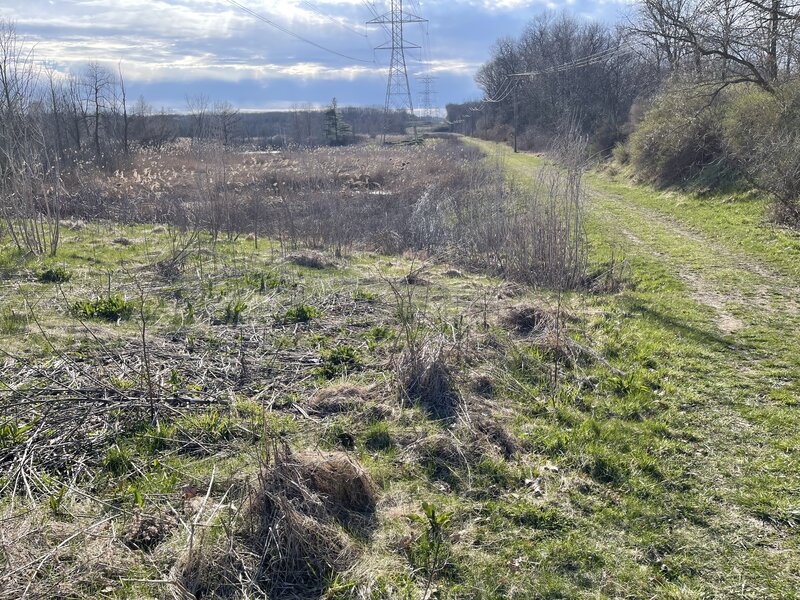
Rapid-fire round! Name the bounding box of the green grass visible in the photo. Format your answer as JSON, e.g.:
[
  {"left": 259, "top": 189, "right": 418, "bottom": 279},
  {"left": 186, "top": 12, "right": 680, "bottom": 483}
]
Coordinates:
[
  {"left": 465, "top": 138, "right": 800, "bottom": 597},
  {"left": 0, "top": 309, "right": 27, "bottom": 335},
  {"left": 1, "top": 142, "right": 799, "bottom": 598},
  {"left": 318, "top": 344, "right": 362, "bottom": 379}
]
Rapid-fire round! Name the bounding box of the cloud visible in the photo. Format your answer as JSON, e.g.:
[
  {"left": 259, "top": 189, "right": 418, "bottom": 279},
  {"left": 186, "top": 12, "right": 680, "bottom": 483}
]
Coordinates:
[{"left": 0, "top": 0, "right": 620, "bottom": 108}]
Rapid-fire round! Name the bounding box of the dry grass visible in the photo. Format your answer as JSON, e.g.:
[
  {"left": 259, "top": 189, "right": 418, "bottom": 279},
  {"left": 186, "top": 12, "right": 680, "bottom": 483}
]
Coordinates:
[
  {"left": 397, "top": 340, "right": 464, "bottom": 422},
  {"left": 501, "top": 303, "right": 557, "bottom": 335},
  {"left": 284, "top": 252, "right": 338, "bottom": 270},
  {"left": 40, "top": 135, "right": 593, "bottom": 291},
  {"left": 176, "top": 446, "right": 376, "bottom": 600},
  {"left": 306, "top": 383, "right": 392, "bottom": 421},
  {"left": 0, "top": 502, "right": 137, "bottom": 600}
]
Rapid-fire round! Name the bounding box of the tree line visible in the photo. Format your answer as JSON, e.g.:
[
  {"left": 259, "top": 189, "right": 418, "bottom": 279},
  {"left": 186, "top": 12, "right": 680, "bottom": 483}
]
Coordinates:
[{"left": 454, "top": 1, "right": 800, "bottom": 223}]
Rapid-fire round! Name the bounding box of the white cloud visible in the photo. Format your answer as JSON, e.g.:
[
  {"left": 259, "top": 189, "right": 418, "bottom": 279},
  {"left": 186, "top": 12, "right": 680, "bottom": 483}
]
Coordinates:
[{"left": 0, "top": 0, "right": 622, "bottom": 106}]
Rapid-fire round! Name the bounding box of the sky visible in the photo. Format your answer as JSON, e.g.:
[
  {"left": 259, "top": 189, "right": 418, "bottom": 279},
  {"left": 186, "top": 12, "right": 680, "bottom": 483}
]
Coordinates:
[{"left": 0, "top": 0, "right": 632, "bottom": 112}]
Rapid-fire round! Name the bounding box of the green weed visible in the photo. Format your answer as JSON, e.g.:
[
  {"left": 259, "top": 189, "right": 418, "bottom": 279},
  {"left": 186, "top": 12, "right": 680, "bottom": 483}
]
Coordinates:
[
  {"left": 353, "top": 288, "right": 377, "bottom": 302},
  {"left": 275, "top": 303, "right": 319, "bottom": 324},
  {"left": 37, "top": 266, "right": 72, "bottom": 283},
  {"left": 221, "top": 300, "right": 247, "bottom": 325},
  {"left": 408, "top": 502, "right": 452, "bottom": 592},
  {"left": 0, "top": 420, "right": 35, "bottom": 447},
  {"left": 73, "top": 294, "right": 135, "bottom": 322},
  {"left": 317, "top": 345, "right": 362, "bottom": 379}
]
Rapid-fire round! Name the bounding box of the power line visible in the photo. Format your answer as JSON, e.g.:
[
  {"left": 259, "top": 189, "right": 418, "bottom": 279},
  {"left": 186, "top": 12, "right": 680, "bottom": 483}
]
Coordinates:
[
  {"left": 447, "top": 43, "right": 635, "bottom": 128},
  {"left": 484, "top": 76, "right": 518, "bottom": 103},
  {"left": 474, "top": 45, "right": 633, "bottom": 113},
  {"left": 363, "top": 0, "right": 391, "bottom": 37},
  {"left": 508, "top": 44, "right": 635, "bottom": 78},
  {"left": 223, "top": 0, "right": 374, "bottom": 64},
  {"left": 299, "top": 1, "right": 368, "bottom": 38}
]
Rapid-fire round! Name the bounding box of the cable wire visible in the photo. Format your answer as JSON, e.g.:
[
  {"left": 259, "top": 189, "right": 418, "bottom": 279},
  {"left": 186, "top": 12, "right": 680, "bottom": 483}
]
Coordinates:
[
  {"left": 458, "top": 43, "right": 635, "bottom": 122},
  {"left": 299, "top": 1, "right": 368, "bottom": 38},
  {"left": 223, "top": 0, "right": 374, "bottom": 64}
]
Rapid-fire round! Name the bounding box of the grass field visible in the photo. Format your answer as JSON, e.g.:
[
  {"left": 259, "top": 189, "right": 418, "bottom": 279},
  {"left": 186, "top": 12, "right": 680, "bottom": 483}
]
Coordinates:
[{"left": 1, "top": 139, "right": 798, "bottom": 599}]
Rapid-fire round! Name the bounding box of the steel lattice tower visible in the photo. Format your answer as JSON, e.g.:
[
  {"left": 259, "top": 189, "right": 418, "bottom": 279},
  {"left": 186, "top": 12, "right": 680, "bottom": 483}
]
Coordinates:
[
  {"left": 417, "top": 73, "right": 437, "bottom": 123},
  {"left": 368, "top": 1, "right": 425, "bottom": 143}
]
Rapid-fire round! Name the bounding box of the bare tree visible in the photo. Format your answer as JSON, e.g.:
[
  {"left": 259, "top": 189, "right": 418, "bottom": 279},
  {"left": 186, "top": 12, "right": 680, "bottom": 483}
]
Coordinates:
[
  {"left": 65, "top": 73, "right": 89, "bottom": 153},
  {"left": 0, "top": 20, "right": 61, "bottom": 256},
  {"left": 118, "top": 62, "right": 129, "bottom": 156},
  {"left": 44, "top": 66, "right": 66, "bottom": 164},
  {"left": 630, "top": 0, "right": 800, "bottom": 92},
  {"left": 83, "top": 62, "right": 114, "bottom": 164},
  {"left": 632, "top": 0, "right": 698, "bottom": 74},
  {"left": 212, "top": 101, "right": 241, "bottom": 146},
  {"left": 471, "top": 13, "right": 645, "bottom": 150},
  {"left": 186, "top": 93, "right": 211, "bottom": 142}
]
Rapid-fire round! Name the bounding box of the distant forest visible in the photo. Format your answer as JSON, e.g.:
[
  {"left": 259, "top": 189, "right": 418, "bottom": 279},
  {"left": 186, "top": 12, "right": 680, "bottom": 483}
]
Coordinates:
[{"left": 0, "top": 18, "right": 416, "bottom": 168}]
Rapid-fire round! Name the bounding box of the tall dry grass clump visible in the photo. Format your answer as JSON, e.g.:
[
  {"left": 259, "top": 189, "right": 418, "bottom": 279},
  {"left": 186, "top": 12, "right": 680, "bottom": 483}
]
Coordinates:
[
  {"left": 398, "top": 338, "right": 464, "bottom": 421},
  {"left": 176, "top": 444, "right": 376, "bottom": 599}
]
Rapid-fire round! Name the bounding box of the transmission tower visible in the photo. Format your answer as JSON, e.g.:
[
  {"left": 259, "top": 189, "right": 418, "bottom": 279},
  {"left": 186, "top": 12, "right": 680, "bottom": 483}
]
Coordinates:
[
  {"left": 417, "top": 73, "right": 437, "bottom": 124},
  {"left": 368, "top": 1, "right": 426, "bottom": 143}
]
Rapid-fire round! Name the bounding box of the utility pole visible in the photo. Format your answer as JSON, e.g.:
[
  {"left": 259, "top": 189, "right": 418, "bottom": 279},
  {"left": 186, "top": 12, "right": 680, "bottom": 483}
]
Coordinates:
[
  {"left": 513, "top": 85, "right": 518, "bottom": 153},
  {"left": 368, "top": 1, "right": 426, "bottom": 144}
]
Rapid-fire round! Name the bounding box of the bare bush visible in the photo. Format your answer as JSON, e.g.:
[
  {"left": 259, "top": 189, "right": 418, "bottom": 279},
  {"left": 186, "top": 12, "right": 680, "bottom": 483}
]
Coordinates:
[
  {"left": 741, "top": 130, "right": 800, "bottom": 225},
  {"left": 410, "top": 134, "right": 589, "bottom": 289}
]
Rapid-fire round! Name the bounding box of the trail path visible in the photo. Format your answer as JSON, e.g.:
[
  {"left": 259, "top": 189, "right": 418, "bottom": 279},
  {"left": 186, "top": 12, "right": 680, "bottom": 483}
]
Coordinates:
[
  {"left": 586, "top": 186, "right": 800, "bottom": 595},
  {"left": 478, "top": 140, "right": 800, "bottom": 597}
]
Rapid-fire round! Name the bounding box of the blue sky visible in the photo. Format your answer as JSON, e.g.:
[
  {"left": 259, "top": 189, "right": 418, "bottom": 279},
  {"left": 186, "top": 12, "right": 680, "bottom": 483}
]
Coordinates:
[{"left": 0, "top": 0, "right": 632, "bottom": 111}]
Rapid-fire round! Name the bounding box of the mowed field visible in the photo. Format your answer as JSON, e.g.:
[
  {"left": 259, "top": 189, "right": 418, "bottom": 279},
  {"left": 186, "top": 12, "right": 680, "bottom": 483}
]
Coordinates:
[{"left": 1, "top": 138, "right": 798, "bottom": 599}]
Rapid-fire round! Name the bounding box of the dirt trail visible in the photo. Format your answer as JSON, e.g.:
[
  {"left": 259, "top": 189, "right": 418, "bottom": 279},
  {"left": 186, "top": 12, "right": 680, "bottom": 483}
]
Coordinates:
[
  {"left": 588, "top": 189, "right": 800, "bottom": 332},
  {"left": 494, "top": 143, "right": 800, "bottom": 592},
  {"left": 588, "top": 183, "right": 800, "bottom": 595}
]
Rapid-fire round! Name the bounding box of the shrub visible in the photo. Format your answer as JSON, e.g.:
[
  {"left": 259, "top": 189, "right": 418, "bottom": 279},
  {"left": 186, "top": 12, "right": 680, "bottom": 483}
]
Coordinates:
[
  {"left": 719, "top": 85, "right": 781, "bottom": 159},
  {"left": 73, "top": 294, "right": 135, "bottom": 321},
  {"left": 721, "top": 84, "right": 800, "bottom": 224},
  {"left": 37, "top": 266, "right": 71, "bottom": 283},
  {"left": 611, "top": 141, "right": 629, "bottom": 165},
  {"left": 629, "top": 87, "right": 725, "bottom": 185}
]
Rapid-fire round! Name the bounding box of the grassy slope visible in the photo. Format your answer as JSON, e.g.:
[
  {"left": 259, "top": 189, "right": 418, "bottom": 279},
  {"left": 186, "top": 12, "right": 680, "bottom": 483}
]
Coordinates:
[{"left": 1, "top": 139, "right": 799, "bottom": 599}]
